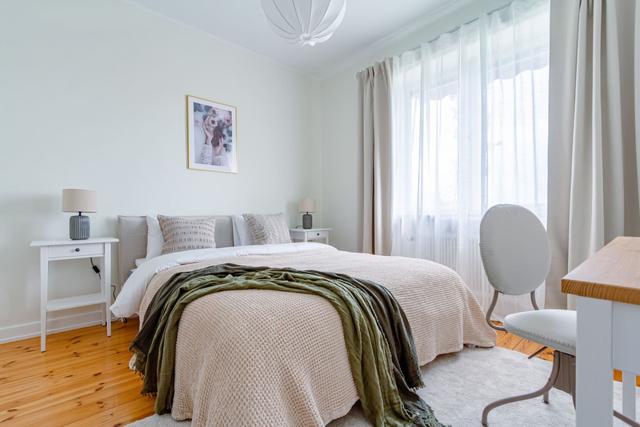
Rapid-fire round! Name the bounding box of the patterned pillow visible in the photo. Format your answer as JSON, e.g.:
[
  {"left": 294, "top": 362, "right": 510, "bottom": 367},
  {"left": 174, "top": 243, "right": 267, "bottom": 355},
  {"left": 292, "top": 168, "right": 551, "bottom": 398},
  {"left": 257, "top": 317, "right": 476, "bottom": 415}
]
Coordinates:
[
  {"left": 242, "top": 213, "right": 291, "bottom": 245},
  {"left": 157, "top": 215, "right": 216, "bottom": 254}
]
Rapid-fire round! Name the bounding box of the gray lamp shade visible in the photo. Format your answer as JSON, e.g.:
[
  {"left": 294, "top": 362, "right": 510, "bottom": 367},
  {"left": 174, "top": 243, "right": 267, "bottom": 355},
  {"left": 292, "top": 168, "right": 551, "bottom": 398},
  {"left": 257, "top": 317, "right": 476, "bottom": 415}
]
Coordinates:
[
  {"left": 62, "top": 189, "right": 96, "bottom": 240},
  {"left": 62, "top": 189, "right": 97, "bottom": 213}
]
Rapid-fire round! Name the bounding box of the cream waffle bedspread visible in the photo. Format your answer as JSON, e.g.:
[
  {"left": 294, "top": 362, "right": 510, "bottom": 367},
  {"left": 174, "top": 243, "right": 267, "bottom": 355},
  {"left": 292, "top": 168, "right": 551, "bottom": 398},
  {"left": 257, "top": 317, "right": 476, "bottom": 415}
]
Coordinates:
[{"left": 137, "top": 245, "right": 495, "bottom": 426}]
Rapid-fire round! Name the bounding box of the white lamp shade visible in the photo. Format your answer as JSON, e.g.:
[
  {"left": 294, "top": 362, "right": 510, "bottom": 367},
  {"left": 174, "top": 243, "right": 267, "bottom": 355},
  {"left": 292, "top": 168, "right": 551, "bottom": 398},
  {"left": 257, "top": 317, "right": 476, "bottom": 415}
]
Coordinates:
[
  {"left": 261, "top": 0, "right": 346, "bottom": 47},
  {"left": 62, "top": 189, "right": 97, "bottom": 213},
  {"left": 298, "top": 198, "right": 315, "bottom": 213}
]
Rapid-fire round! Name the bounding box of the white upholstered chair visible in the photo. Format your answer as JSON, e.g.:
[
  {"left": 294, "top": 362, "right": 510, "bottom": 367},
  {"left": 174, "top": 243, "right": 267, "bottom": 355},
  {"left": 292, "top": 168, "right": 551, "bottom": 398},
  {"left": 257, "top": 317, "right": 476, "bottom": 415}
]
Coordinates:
[{"left": 479, "top": 204, "right": 577, "bottom": 426}]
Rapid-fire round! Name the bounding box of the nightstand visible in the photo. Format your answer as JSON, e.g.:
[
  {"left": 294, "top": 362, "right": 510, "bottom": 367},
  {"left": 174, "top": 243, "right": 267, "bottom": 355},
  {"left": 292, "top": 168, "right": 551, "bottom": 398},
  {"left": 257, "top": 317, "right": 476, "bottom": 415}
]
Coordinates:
[
  {"left": 289, "top": 228, "right": 331, "bottom": 244},
  {"left": 30, "top": 238, "right": 119, "bottom": 351}
]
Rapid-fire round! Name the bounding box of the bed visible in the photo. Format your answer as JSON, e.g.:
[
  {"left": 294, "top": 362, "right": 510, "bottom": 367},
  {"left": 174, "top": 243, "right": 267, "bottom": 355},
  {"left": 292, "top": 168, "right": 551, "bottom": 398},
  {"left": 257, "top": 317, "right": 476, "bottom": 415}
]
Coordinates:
[{"left": 112, "top": 215, "right": 495, "bottom": 426}]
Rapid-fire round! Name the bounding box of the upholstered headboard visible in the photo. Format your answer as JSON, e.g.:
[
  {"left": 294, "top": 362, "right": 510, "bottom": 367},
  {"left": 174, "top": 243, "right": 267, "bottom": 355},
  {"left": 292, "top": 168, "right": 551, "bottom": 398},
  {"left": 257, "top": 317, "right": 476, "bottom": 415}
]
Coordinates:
[{"left": 117, "top": 215, "right": 235, "bottom": 287}]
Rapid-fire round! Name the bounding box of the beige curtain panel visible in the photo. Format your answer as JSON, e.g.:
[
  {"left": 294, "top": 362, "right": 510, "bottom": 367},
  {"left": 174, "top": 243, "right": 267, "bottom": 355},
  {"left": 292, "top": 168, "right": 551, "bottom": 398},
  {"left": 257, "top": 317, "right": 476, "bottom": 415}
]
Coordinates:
[
  {"left": 546, "top": 0, "right": 640, "bottom": 309},
  {"left": 357, "top": 59, "right": 393, "bottom": 255}
]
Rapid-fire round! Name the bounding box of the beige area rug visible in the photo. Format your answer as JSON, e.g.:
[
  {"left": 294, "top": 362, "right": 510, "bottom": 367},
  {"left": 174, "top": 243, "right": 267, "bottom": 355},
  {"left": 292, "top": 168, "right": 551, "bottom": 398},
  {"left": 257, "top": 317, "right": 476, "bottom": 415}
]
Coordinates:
[{"left": 127, "top": 346, "right": 636, "bottom": 426}]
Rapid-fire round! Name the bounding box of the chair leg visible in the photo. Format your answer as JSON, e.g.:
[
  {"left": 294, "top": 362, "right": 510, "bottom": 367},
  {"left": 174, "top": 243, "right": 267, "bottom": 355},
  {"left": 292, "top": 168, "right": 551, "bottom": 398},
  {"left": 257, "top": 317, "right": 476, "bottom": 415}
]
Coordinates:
[
  {"left": 531, "top": 344, "right": 550, "bottom": 403},
  {"left": 613, "top": 410, "right": 640, "bottom": 427},
  {"left": 528, "top": 346, "right": 548, "bottom": 359},
  {"left": 482, "top": 351, "right": 561, "bottom": 426}
]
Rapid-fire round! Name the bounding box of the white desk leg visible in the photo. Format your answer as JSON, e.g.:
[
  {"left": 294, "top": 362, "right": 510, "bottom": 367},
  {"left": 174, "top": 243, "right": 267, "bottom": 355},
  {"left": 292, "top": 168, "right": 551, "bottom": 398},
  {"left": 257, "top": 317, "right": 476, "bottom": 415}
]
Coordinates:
[
  {"left": 40, "top": 247, "right": 48, "bottom": 352},
  {"left": 103, "top": 244, "right": 112, "bottom": 337},
  {"left": 622, "top": 371, "right": 637, "bottom": 420},
  {"left": 576, "top": 296, "right": 613, "bottom": 427}
]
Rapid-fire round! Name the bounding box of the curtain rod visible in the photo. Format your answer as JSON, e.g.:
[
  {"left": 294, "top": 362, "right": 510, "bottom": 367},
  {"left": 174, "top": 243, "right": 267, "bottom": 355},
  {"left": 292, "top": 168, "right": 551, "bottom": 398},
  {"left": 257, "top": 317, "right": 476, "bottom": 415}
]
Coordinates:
[{"left": 405, "top": 0, "right": 533, "bottom": 53}]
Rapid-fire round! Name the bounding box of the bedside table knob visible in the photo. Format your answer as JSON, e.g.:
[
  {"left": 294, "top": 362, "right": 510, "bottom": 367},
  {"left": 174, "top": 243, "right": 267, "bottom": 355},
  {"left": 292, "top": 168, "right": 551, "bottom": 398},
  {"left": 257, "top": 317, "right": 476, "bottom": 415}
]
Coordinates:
[{"left": 74, "top": 247, "right": 80, "bottom": 252}]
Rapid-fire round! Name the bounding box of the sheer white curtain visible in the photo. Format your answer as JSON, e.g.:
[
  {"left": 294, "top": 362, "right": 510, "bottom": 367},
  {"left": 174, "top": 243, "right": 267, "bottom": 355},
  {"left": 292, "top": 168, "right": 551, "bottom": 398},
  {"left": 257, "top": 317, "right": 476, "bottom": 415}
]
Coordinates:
[{"left": 390, "top": 0, "right": 550, "bottom": 317}]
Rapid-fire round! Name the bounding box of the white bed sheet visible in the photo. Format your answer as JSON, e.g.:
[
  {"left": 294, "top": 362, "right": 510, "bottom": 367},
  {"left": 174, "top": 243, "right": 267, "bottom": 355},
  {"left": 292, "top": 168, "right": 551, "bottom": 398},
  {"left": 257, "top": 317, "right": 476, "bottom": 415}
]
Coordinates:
[{"left": 110, "top": 242, "right": 333, "bottom": 318}]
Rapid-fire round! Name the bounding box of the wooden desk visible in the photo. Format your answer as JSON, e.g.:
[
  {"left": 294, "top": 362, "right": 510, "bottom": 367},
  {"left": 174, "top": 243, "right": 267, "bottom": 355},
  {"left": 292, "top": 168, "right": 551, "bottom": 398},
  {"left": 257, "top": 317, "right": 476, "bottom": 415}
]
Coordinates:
[{"left": 562, "top": 236, "right": 640, "bottom": 426}]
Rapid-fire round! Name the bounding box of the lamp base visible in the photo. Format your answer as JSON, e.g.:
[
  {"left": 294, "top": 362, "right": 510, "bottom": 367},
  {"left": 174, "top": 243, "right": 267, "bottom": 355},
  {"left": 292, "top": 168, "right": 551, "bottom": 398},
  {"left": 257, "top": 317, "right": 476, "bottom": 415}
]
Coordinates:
[
  {"left": 302, "top": 213, "right": 313, "bottom": 229},
  {"left": 69, "top": 214, "right": 90, "bottom": 240}
]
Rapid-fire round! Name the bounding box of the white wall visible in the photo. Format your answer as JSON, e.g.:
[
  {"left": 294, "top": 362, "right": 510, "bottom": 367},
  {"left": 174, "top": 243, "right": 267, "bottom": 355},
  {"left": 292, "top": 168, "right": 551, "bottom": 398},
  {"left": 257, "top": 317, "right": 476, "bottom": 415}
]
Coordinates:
[
  {"left": 0, "top": 0, "right": 521, "bottom": 341},
  {"left": 319, "top": 0, "right": 512, "bottom": 251},
  {"left": 0, "top": 0, "right": 322, "bottom": 340}
]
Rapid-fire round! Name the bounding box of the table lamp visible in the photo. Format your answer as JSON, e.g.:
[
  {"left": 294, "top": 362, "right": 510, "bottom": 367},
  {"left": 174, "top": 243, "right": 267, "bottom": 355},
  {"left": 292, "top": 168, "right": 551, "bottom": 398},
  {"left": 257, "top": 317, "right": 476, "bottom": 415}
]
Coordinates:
[
  {"left": 298, "top": 198, "right": 315, "bottom": 229},
  {"left": 62, "top": 189, "right": 96, "bottom": 240}
]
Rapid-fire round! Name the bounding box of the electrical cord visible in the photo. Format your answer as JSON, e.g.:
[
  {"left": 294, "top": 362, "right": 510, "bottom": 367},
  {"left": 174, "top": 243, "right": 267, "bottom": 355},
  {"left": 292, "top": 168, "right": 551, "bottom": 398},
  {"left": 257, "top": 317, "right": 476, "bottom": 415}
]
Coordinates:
[
  {"left": 89, "top": 258, "right": 121, "bottom": 320},
  {"left": 89, "top": 258, "right": 117, "bottom": 301},
  {"left": 89, "top": 258, "right": 101, "bottom": 279}
]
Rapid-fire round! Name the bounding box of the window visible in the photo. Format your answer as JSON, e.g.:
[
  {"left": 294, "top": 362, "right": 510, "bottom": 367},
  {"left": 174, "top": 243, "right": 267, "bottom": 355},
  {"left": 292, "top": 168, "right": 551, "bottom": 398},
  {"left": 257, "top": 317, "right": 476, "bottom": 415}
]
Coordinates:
[{"left": 390, "top": 0, "right": 550, "bottom": 316}]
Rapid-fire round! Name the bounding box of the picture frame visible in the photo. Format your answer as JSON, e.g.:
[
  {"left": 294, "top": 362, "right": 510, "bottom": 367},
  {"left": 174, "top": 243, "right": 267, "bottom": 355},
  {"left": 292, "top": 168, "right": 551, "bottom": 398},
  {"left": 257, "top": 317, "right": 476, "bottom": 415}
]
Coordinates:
[{"left": 186, "top": 95, "right": 237, "bottom": 173}]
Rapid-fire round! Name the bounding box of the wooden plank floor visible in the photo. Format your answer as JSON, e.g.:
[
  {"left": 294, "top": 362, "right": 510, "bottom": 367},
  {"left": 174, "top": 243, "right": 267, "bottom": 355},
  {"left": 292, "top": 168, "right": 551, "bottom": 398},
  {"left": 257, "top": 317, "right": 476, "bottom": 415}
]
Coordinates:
[
  {"left": 0, "top": 319, "right": 627, "bottom": 426},
  {"left": 0, "top": 321, "right": 154, "bottom": 427}
]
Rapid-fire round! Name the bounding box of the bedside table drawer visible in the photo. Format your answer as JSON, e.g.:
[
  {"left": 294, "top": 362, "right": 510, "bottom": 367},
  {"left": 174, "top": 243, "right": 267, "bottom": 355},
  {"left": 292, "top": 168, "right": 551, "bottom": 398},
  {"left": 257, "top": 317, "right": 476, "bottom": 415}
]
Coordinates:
[
  {"left": 289, "top": 228, "right": 331, "bottom": 244},
  {"left": 309, "top": 231, "right": 328, "bottom": 240},
  {"left": 48, "top": 243, "right": 104, "bottom": 259}
]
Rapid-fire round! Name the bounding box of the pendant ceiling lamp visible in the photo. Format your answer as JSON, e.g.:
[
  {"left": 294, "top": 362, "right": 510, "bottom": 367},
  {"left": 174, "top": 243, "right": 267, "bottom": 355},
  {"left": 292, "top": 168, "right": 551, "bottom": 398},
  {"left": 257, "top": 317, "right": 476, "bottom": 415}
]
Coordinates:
[{"left": 261, "top": 0, "right": 346, "bottom": 47}]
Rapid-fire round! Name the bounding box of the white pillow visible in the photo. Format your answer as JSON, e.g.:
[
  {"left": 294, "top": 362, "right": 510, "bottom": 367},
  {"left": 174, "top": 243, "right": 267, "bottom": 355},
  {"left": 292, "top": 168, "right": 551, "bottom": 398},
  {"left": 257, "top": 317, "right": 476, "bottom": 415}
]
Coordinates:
[
  {"left": 232, "top": 215, "right": 253, "bottom": 246},
  {"left": 146, "top": 215, "right": 164, "bottom": 260}
]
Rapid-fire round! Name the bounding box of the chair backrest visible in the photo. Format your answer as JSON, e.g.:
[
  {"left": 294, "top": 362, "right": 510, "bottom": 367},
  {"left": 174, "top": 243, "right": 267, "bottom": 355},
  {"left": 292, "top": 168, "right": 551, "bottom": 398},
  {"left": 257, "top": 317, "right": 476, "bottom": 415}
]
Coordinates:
[{"left": 479, "top": 204, "right": 550, "bottom": 296}]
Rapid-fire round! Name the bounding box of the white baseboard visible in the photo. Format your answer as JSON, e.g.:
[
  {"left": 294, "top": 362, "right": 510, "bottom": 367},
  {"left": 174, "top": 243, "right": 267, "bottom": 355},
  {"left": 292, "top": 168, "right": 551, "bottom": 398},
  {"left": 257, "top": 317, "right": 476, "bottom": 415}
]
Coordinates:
[{"left": 0, "top": 310, "right": 105, "bottom": 344}]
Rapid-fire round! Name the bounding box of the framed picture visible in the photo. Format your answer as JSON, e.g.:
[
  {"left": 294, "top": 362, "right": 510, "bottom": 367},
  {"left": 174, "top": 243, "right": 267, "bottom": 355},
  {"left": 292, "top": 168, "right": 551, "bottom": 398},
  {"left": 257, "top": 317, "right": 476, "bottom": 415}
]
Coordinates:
[{"left": 186, "top": 95, "right": 237, "bottom": 173}]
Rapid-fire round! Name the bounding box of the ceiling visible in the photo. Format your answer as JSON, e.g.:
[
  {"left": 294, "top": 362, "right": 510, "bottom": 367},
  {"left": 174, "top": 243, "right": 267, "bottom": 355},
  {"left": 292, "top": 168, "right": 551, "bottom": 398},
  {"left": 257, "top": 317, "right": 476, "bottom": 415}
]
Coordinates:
[{"left": 130, "top": 0, "right": 457, "bottom": 79}]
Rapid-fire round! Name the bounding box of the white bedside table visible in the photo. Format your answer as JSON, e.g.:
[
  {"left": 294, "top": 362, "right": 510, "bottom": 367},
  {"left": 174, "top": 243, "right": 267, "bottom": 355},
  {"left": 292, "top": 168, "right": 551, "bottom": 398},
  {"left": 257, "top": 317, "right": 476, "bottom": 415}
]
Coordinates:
[
  {"left": 289, "top": 228, "right": 331, "bottom": 244},
  {"left": 30, "top": 237, "right": 119, "bottom": 352}
]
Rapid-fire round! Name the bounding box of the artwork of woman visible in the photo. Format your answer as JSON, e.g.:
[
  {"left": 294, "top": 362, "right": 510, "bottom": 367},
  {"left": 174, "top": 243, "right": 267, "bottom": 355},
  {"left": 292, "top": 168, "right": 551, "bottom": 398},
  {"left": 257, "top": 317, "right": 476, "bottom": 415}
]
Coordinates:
[{"left": 188, "top": 95, "right": 236, "bottom": 173}]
